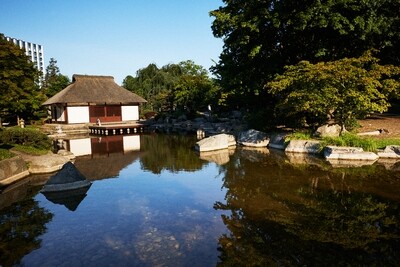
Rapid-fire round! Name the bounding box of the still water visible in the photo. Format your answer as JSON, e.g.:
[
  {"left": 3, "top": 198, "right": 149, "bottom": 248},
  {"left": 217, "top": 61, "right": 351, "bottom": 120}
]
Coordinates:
[{"left": 1, "top": 134, "right": 400, "bottom": 266}]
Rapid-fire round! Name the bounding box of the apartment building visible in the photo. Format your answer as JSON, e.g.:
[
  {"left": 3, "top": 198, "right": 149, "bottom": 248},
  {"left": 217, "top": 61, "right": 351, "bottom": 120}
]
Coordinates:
[{"left": 5, "top": 36, "right": 45, "bottom": 74}]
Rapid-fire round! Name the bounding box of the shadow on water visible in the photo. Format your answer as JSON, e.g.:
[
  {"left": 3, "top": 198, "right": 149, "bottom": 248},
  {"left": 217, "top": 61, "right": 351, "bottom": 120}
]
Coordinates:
[
  {"left": 1, "top": 134, "right": 400, "bottom": 266},
  {"left": 215, "top": 147, "right": 400, "bottom": 266},
  {"left": 41, "top": 186, "right": 92, "bottom": 212},
  {"left": 0, "top": 183, "right": 53, "bottom": 267}
]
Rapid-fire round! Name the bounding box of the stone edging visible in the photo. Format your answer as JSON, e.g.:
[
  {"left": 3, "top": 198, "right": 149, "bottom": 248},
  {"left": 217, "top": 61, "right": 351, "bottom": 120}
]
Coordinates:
[
  {"left": 0, "top": 156, "right": 30, "bottom": 186},
  {"left": 196, "top": 132, "right": 400, "bottom": 162},
  {"left": 0, "top": 151, "right": 75, "bottom": 187}
]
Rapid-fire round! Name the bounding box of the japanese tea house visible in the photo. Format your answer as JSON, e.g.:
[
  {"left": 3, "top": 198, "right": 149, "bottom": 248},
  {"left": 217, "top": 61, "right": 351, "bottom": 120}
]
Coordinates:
[{"left": 43, "top": 74, "right": 147, "bottom": 124}]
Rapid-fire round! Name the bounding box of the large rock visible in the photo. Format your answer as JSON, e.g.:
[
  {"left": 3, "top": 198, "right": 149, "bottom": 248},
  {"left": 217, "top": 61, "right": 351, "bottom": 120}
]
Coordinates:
[
  {"left": 315, "top": 124, "right": 343, "bottom": 137},
  {"left": 238, "top": 129, "right": 269, "bottom": 147},
  {"left": 41, "top": 162, "right": 91, "bottom": 192},
  {"left": 195, "top": 134, "right": 236, "bottom": 152},
  {"left": 268, "top": 133, "right": 287, "bottom": 150},
  {"left": 377, "top": 145, "right": 400, "bottom": 159},
  {"left": 324, "top": 146, "right": 378, "bottom": 161},
  {"left": 28, "top": 153, "right": 71, "bottom": 174},
  {"left": 0, "top": 156, "right": 29, "bottom": 186},
  {"left": 285, "top": 140, "right": 321, "bottom": 154}
]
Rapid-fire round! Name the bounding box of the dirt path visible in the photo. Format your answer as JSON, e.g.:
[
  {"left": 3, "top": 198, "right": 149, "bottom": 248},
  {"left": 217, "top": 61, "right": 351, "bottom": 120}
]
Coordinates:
[{"left": 357, "top": 113, "right": 400, "bottom": 138}]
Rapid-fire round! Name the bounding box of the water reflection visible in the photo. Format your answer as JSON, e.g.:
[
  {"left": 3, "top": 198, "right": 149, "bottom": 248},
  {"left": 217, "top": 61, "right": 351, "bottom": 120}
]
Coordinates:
[
  {"left": 139, "top": 134, "right": 207, "bottom": 173},
  {"left": 215, "top": 147, "right": 400, "bottom": 266},
  {"left": 41, "top": 186, "right": 91, "bottom": 211},
  {"left": 0, "top": 186, "right": 53, "bottom": 266},
  {"left": 55, "top": 134, "right": 141, "bottom": 157},
  {"left": 1, "top": 135, "right": 400, "bottom": 266}
]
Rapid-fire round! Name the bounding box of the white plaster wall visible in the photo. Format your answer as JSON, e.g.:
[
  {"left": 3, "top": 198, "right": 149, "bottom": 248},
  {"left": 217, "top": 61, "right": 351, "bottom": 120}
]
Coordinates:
[
  {"left": 69, "top": 138, "right": 92, "bottom": 156},
  {"left": 68, "top": 106, "right": 89, "bottom": 123},
  {"left": 121, "top": 105, "right": 139, "bottom": 121},
  {"left": 123, "top": 135, "right": 141, "bottom": 151}
]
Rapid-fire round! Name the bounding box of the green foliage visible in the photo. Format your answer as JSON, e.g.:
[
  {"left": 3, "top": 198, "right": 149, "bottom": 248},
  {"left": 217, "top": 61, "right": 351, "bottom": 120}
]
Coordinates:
[
  {"left": 122, "top": 60, "right": 220, "bottom": 115},
  {"left": 246, "top": 106, "right": 276, "bottom": 131},
  {"left": 11, "top": 144, "right": 50, "bottom": 155},
  {"left": 0, "top": 148, "right": 15, "bottom": 160},
  {"left": 0, "top": 127, "right": 51, "bottom": 150},
  {"left": 286, "top": 131, "right": 314, "bottom": 141},
  {"left": 266, "top": 52, "right": 400, "bottom": 129},
  {"left": 321, "top": 133, "right": 400, "bottom": 152},
  {"left": 210, "top": 0, "right": 400, "bottom": 113},
  {"left": 0, "top": 33, "right": 46, "bottom": 121},
  {"left": 42, "top": 58, "right": 70, "bottom": 97}
]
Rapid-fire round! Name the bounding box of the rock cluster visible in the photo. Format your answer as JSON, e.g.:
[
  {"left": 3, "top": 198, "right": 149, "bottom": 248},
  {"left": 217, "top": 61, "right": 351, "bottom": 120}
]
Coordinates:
[
  {"left": 195, "top": 128, "right": 400, "bottom": 167},
  {"left": 145, "top": 111, "right": 247, "bottom": 136}
]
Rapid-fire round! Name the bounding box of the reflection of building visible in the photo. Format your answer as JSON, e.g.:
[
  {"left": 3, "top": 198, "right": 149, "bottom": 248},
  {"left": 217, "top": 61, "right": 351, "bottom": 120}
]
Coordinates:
[
  {"left": 57, "top": 135, "right": 141, "bottom": 157},
  {"left": 5, "top": 36, "right": 45, "bottom": 74},
  {"left": 43, "top": 74, "right": 147, "bottom": 124},
  {"left": 55, "top": 135, "right": 142, "bottom": 181}
]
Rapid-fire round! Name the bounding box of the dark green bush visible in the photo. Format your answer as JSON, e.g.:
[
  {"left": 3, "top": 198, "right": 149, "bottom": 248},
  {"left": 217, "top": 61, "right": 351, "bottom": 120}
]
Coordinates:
[{"left": 0, "top": 127, "right": 51, "bottom": 150}]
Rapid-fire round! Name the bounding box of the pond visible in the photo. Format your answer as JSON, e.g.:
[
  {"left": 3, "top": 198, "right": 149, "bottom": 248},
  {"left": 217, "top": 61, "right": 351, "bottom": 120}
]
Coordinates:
[{"left": 1, "top": 134, "right": 400, "bottom": 266}]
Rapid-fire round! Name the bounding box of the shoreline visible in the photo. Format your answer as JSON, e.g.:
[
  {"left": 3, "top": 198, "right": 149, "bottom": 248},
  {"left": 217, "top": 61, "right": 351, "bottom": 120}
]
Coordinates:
[{"left": 0, "top": 150, "right": 75, "bottom": 187}]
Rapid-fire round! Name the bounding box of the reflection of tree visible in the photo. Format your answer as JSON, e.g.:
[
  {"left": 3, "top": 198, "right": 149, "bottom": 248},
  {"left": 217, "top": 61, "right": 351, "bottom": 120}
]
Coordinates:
[
  {"left": 215, "top": 151, "right": 400, "bottom": 266},
  {"left": 139, "top": 134, "right": 207, "bottom": 174},
  {"left": 0, "top": 188, "right": 53, "bottom": 266}
]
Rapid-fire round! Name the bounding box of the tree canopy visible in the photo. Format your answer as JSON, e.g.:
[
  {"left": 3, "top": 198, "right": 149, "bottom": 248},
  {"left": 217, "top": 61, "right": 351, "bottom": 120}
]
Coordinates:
[
  {"left": 0, "top": 33, "right": 45, "bottom": 123},
  {"left": 266, "top": 51, "right": 400, "bottom": 130},
  {"left": 210, "top": 0, "right": 400, "bottom": 111},
  {"left": 42, "top": 58, "right": 70, "bottom": 98},
  {"left": 122, "top": 60, "right": 220, "bottom": 115}
]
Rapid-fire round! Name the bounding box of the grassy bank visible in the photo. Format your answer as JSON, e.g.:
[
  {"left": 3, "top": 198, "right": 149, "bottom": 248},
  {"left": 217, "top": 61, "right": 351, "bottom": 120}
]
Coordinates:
[
  {"left": 287, "top": 131, "right": 400, "bottom": 152},
  {"left": 0, "top": 148, "right": 15, "bottom": 160},
  {"left": 0, "top": 126, "right": 52, "bottom": 160}
]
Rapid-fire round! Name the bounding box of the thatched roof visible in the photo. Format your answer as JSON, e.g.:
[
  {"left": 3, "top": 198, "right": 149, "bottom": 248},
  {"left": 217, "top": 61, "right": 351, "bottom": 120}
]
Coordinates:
[{"left": 43, "top": 74, "right": 147, "bottom": 105}]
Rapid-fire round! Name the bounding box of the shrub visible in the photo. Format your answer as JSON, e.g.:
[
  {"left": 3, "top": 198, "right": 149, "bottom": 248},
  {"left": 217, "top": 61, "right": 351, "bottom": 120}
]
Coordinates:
[
  {"left": 0, "top": 148, "right": 15, "bottom": 160},
  {"left": 0, "top": 127, "right": 51, "bottom": 150}
]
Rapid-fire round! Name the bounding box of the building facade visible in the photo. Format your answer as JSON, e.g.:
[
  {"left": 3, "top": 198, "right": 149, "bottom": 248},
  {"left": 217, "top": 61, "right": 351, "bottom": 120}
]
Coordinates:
[
  {"left": 5, "top": 36, "right": 45, "bottom": 74},
  {"left": 43, "top": 74, "right": 147, "bottom": 124}
]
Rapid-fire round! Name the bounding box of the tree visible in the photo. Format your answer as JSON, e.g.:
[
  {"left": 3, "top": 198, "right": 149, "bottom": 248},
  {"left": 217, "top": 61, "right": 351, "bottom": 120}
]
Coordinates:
[
  {"left": 123, "top": 61, "right": 220, "bottom": 114},
  {"left": 0, "top": 33, "right": 46, "bottom": 124},
  {"left": 266, "top": 51, "right": 400, "bottom": 130},
  {"left": 42, "top": 58, "right": 70, "bottom": 98},
  {"left": 173, "top": 74, "right": 219, "bottom": 113},
  {"left": 210, "top": 0, "right": 400, "bottom": 110},
  {"left": 172, "top": 60, "right": 219, "bottom": 113},
  {"left": 123, "top": 63, "right": 176, "bottom": 112}
]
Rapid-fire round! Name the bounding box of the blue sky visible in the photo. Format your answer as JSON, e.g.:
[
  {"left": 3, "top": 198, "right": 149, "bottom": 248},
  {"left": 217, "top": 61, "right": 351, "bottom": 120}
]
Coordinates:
[{"left": 1, "top": 0, "right": 224, "bottom": 84}]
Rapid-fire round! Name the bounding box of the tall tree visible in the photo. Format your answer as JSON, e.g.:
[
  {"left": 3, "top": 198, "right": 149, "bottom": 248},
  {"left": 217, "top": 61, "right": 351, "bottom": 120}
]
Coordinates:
[
  {"left": 266, "top": 51, "right": 400, "bottom": 130},
  {"left": 123, "top": 61, "right": 220, "bottom": 114},
  {"left": 0, "top": 33, "right": 45, "bottom": 124},
  {"left": 42, "top": 57, "right": 70, "bottom": 98},
  {"left": 210, "top": 0, "right": 400, "bottom": 110},
  {"left": 174, "top": 60, "right": 219, "bottom": 112}
]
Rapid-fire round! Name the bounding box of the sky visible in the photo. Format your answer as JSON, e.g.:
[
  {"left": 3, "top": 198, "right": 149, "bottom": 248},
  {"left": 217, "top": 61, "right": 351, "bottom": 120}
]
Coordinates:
[{"left": 1, "top": 0, "right": 224, "bottom": 84}]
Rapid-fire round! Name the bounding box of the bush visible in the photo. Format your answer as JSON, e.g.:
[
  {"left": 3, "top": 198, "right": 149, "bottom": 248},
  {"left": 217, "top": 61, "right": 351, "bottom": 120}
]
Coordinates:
[{"left": 0, "top": 127, "right": 51, "bottom": 150}]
